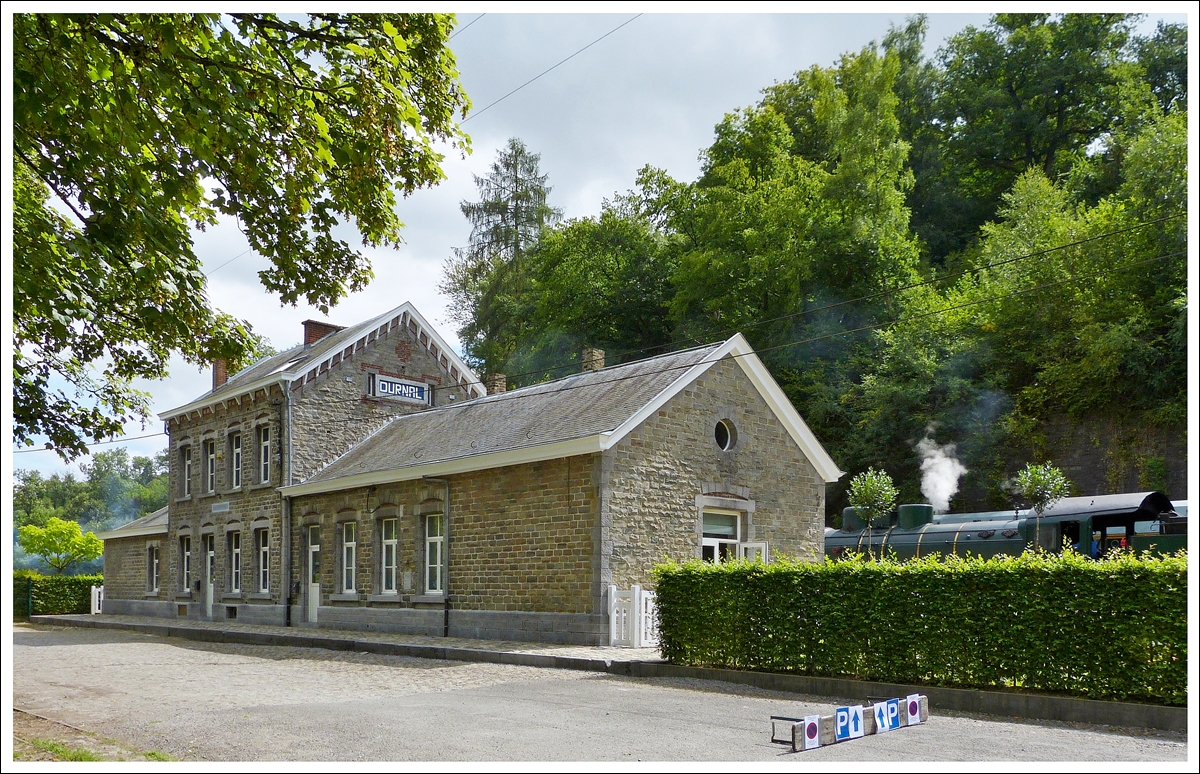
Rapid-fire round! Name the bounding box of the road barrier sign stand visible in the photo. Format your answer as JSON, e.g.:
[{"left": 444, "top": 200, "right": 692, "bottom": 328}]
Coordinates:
[{"left": 771, "top": 695, "right": 929, "bottom": 753}]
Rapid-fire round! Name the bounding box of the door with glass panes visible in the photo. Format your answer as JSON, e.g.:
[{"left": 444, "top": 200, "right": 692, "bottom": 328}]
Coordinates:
[{"left": 307, "top": 525, "right": 320, "bottom": 623}]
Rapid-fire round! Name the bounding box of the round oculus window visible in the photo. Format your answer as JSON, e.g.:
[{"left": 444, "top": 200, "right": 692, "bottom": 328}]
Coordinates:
[{"left": 715, "top": 419, "right": 737, "bottom": 451}]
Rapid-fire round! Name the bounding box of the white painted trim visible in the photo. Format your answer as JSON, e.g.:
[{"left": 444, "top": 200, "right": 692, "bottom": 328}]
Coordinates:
[
  {"left": 600, "top": 334, "right": 843, "bottom": 483},
  {"left": 97, "top": 525, "right": 169, "bottom": 540},
  {"left": 160, "top": 375, "right": 286, "bottom": 421},
  {"left": 279, "top": 434, "right": 608, "bottom": 497},
  {"left": 160, "top": 301, "right": 484, "bottom": 420}
]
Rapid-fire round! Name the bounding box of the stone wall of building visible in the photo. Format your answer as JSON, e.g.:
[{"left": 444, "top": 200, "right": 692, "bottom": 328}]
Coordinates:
[
  {"left": 288, "top": 455, "right": 600, "bottom": 617},
  {"left": 102, "top": 533, "right": 156, "bottom": 598},
  {"left": 164, "top": 382, "right": 288, "bottom": 613},
  {"left": 144, "top": 317, "right": 475, "bottom": 618},
  {"left": 601, "top": 354, "right": 826, "bottom": 591},
  {"left": 288, "top": 320, "right": 476, "bottom": 484}
]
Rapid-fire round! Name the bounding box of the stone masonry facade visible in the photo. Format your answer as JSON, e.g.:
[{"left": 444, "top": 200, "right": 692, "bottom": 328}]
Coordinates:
[
  {"left": 104, "top": 311, "right": 475, "bottom": 623},
  {"left": 103, "top": 326, "right": 832, "bottom": 645},
  {"left": 601, "top": 355, "right": 824, "bottom": 591}
]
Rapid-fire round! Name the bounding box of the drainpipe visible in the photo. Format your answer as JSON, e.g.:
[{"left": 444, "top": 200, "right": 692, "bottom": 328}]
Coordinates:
[
  {"left": 275, "top": 389, "right": 293, "bottom": 627},
  {"left": 283, "top": 495, "right": 292, "bottom": 627},
  {"left": 423, "top": 477, "right": 451, "bottom": 637}
]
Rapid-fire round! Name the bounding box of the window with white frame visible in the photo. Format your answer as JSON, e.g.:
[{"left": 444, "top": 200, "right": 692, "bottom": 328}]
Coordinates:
[
  {"left": 229, "top": 531, "right": 241, "bottom": 592},
  {"left": 380, "top": 517, "right": 398, "bottom": 593},
  {"left": 342, "top": 521, "right": 357, "bottom": 593},
  {"left": 256, "top": 528, "right": 270, "bottom": 593},
  {"left": 258, "top": 425, "right": 271, "bottom": 483},
  {"left": 204, "top": 534, "right": 216, "bottom": 586},
  {"left": 205, "top": 440, "right": 217, "bottom": 493},
  {"left": 180, "top": 536, "right": 192, "bottom": 590},
  {"left": 181, "top": 446, "right": 192, "bottom": 497},
  {"left": 230, "top": 433, "right": 242, "bottom": 489},
  {"left": 148, "top": 545, "right": 160, "bottom": 593},
  {"left": 425, "top": 514, "right": 444, "bottom": 594},
  {"left": 701, "top": 510, "right": 740, "bottom": 564}
]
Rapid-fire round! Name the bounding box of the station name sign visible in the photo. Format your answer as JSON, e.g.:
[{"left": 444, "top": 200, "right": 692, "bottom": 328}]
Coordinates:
[{"left": 369, "top": 374, "right": 429, "bottom": 405}]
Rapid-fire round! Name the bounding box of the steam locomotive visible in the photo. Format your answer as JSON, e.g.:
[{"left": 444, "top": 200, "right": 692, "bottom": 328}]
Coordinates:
[{"left": 825, "top": 491, "right": 1186, "bottom": 561}]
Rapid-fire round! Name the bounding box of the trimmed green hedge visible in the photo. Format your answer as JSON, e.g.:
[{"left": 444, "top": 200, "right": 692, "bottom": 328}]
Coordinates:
[
  {"left": 652, "top": 551, "right": 1186, "bottom": 705},
  {"left": 13, "top": 572, "right": 104, "bottom": 617}
]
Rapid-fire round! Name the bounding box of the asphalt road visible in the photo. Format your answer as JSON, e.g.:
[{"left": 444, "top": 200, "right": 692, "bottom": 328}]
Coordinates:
[{"left": 11, "top": 625, "right": 1188, "bottom": 762}]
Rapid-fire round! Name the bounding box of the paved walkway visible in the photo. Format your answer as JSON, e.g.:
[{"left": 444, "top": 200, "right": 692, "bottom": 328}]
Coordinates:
[{"left": 36, "top": 614, "right": 663, "bottom": 663}]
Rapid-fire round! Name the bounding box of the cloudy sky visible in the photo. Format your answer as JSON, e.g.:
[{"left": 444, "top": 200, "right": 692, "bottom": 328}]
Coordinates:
[{"left": 12, "top": 10, "right": 1188, "bottom": 477}]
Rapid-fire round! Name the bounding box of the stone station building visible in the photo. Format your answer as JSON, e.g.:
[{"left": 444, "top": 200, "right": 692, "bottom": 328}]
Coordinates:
[{"left": 100, "top": 304, "right": 842, "bottom": 644}]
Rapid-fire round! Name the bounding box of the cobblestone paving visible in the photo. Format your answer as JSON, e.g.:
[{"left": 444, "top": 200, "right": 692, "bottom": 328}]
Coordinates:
[{"left": 42, "top": 614, "right": 662, "bottom": 662}]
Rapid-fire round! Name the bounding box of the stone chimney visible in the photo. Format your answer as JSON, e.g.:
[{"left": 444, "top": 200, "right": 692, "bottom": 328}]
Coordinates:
[
  {"left": 485, "top": 372, "right": 507, "bottom": 395},
  {"left": 212, "top": 358, "right": 229, "bottom": 391},
  {"left": 582, "top": 347, "right": 605, "bottom": 372}
]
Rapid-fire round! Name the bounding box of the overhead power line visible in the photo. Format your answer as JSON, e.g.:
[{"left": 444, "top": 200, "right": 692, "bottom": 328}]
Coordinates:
[
  {"left": 13, "top": 431, "right": 168, "bottom": 455},
  {"left": 450, "top": 14, "right": 485, "bottom": 39},
  {"left": 462, "top": 14, "right": 642, "bottom": 123}
]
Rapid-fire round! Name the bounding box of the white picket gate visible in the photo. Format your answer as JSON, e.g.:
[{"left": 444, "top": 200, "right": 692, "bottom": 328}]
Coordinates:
[
  {"left": 609, "top": 584, "right": 658, "bottom": 648},
  {"left": 90, "top": 585, "right": 105, "bottom": 615}
]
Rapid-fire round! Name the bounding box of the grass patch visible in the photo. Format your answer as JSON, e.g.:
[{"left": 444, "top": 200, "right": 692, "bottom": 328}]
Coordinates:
[
  {"left": 144, "top": 750, "right": 174, "bottom": 761},
  {"left": 28, "top": 738, "right": 103, "bottom": 761}
]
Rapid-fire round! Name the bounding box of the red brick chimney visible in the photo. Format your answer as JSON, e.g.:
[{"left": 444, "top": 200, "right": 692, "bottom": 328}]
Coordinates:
[
  {"left": 485, "top": 373, "right": 507, "bottom": 395},
  {"left": 212, "top": 359, "right": 228, "bottom": 390},
  {"left": 303, "top": 319, "right": 345, "bottom": 347}
]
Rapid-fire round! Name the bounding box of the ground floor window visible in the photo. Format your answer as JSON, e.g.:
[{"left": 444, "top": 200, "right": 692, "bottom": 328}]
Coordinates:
[
  {"left": 255, "top": 528, "right": 269, "bottom": 593},
  {"left": 701, "top": 510, "right": 740, "bottom": 563},
  {"left": 229, "top": 531, "right": 241, "bottom": 593},
  {"left": 341, "top": 521, "right": 357, "bottom": 593},
  {"left": 380, "top": 517, "right": 398, "bottom": 593},
  {"left": 148, "top": 546, "right": 160, "bottom": 593},
  {"left": 425, "top": 514, "right": 444, "bottom": 594},
  {"left": 180, "top": 536, "right": 192, "bottom": 590}
]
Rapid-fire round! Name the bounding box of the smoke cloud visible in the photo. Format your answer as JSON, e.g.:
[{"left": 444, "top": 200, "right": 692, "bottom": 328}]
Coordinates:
[{"left": 916, "top": 428, "right": 968, "bottom": 514}]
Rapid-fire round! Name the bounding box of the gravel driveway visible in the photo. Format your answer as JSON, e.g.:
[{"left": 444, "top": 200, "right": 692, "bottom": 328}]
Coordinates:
[{"left": 12, "top": 625, "right": 1187, "bottom": 762}]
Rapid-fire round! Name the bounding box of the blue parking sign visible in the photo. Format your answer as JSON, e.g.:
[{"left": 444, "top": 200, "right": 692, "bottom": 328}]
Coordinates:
[
  {"left": 886, "top": 699, "right": 900, "bottom": 730},
  {"left": 834, "top": 705, "right": 863, "bottom": 741}
]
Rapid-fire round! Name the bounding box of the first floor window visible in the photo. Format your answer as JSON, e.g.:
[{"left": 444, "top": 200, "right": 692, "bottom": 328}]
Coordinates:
[
  {"left": 342, "top": 521, "right": 357, "bottom": 593},
  {"left": 230, "top": 433, "right": 242, "bottom": 489},
  {"left": 181, "top": 536, "right": 192, "bottom": 590},
  {"left": 425, "top": 514, "right": 444, "bottom": 594},
  {"left": 204, "top": 440, "right": 217, "bottom": 492},
  {"left": 256, "top": 529, "right": 269, "bottom": 593},
  {"left": 148, "top": 546, "right": 160, "bottom": 592},
  {"left": 259, "top": 425, "right": 271, "bottom": 483},
  {"left": 181, "top": 446, "right": 192, "bottom": 497},
  {"left": 380, "top": 518, "right": 398, "bottom": 593},
  {"left": 701, "top": 510, "right": 740, "bottom": 564},
  {"left": 229, "top": 531, "right": 241, "bottom": 592}
]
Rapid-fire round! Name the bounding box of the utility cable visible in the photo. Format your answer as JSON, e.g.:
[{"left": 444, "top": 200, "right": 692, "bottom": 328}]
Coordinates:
[
  {"left": 462, "top": 14, "right": 642, "bottom": 123},
  {"left": 450, "top": 14, "right": 485, "bottom": 39}
]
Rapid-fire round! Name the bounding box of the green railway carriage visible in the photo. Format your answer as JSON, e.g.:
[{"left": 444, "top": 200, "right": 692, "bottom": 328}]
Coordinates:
[{"left": 825, "top": 492, "right": 1184, "bottom": 561}]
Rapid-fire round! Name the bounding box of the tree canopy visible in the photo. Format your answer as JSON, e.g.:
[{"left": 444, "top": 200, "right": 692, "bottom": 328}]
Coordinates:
[
  {"left": 14, "top": 13, "right": 470, "bottom": 459},
  {"left": 440, "top": 138, "right": 562, "bottom": 374},
  {"left": 444, "top": 13, "right": 1186, "bottom": 516},
  {"left": 17, "top": 517, "right": 105, "bottom": 575}
]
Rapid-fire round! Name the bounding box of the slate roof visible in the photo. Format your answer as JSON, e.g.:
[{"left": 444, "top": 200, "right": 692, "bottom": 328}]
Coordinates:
[
  {"left": 96, "top": 505, "right": 168, "bottom": 540},
  {"left": 161, "top": 302, "right": 483, "bottom": 419},
  {"left": 300, "top": 341, "right": 727, "bottom": 486}
]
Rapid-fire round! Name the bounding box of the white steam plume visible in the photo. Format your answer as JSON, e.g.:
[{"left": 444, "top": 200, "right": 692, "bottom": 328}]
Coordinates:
[{"left": 916, "top": 429, "right": 968, "bottom": 514}]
